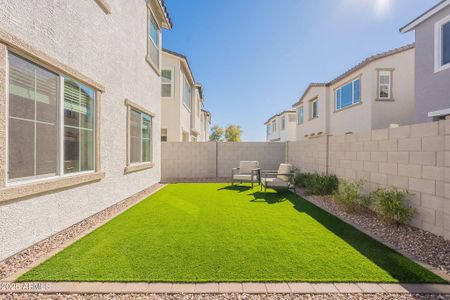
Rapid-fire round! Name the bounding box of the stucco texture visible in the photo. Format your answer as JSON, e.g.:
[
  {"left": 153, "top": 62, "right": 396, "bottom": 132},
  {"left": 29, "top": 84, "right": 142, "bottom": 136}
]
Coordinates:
[{"left": 0, "top": 0, "right": 162, "bottom": 260}]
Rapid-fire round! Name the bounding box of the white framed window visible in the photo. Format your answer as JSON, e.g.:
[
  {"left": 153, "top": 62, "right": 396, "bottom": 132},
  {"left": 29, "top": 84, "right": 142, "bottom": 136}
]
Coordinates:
[
  {"left": 130, "top": 109, "right": 152, "bottom": 164},
  {"left": 183, "top": 76, "right": 191, "bottom": 110},
  {"left": 297, "top": 106, "right": 304, "bottom": 125},
  {"left": 377, "top": 70, "right": 392, "bottom": 100},
  {"left": 281, "top": 116, "right": 286, "bottom": 130},
  {"left": 272, "top": 120, "right": 276, "bottom": 132},
  {"left": 434, "top": 15, "right": 450, "bottom": 72},
  {"left": 266, "top": 124, "right": 271, "bottom": 135},
  {"left": 7, "top": 53, "right": 96, "bottom": 182},
  {"left": 147, "top": 8, "right": 161, "bottom": 72},
  {"left": 335, "top": 78, "right": 361, "bottom": 110},
  {"left": 161, "top": 69, "right": 173, "bottom": 98},
  {"left": 310, "top": 99, "right": 319, "bottom": 119}
]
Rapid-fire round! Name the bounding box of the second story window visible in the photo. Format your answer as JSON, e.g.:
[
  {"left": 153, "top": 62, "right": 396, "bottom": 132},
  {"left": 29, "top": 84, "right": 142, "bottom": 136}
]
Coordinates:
[
  {"left": 266, "top": 124, "right": 271, "bottom": 135},
  {"left": 161, "top": 69, "right": 173, "bottom": 98},
  {"left": 147, "top": 9, "right": 161, "bottom": 72},
  {"left": 183, "top": 76, "right": 191, "bottom": 110},
  {"left": 297, "top": 106, "right": 304, "bottom": 125},
  {"left": 272, "top": 120, "right": 276, "bottom": 132},
  {"left": 435, "top": 16, "right": 450, "bottom": 72},
  {"left": 335, "top": 78, "right": 360, "bottom": 110},
  {"left": 378, "top": 70, "right": 392, "bottom": 100},
  {"left": 281, "top": 116, "right": 286, "bottom": 130},
  {"left": 311, "top": 99, "right": 319, "bottom": 119}
]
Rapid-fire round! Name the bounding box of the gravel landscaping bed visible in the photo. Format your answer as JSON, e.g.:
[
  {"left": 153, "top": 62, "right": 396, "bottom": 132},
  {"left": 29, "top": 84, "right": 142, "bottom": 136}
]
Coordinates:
[
  {"left": 0, "top": 184, "right": 164, "bottom": 281},
  {"left": 296, "top": 189, "right": 450, "bottom": 276},
  {"left": 0, "top": 293, "right": 449, "bottom": 300}
]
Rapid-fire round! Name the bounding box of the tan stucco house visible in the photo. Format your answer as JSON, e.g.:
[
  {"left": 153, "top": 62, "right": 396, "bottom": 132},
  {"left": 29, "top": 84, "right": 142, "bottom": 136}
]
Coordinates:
[
  {"left": 161, "top": 49, "right": 211, "bottom": 142},
  {"left": 292, "top": 44, "right": 416, "bottom": 140},
  {"left": 265, "top": 110, "right": 296, "bottom": 142},
  {"left": 400, "top": 0, "right": 450, "bottom": 122},
  {"left": 0, "top": 0, "right": 171, "bottom": 261}
]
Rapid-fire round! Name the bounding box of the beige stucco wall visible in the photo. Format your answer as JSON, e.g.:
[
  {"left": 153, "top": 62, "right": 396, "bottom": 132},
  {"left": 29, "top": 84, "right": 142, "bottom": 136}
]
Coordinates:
[
  {"left": 161, "top": 53, "right": 182, "bottom": 142},
  {"left": 293, "top": 48, "right": 415, "bottom": 141},
  {"left": 294, "top": 86, "right": 328, "bottom": 140},
  {"left": 0, "top": 0, "right": 165, "bottom": 260},
  {"left": 266, "top": 112, "right": 296, "bottom": 142}
]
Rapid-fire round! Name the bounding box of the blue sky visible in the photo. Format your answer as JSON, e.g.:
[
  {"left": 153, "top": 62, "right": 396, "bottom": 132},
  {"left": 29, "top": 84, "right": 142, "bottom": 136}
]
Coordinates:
[{"left": 163, "top": 0, "right": 438, "bottom": 141}]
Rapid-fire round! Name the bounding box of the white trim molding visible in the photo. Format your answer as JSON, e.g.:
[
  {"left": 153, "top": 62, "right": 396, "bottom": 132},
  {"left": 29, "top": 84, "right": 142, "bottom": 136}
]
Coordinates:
[{"left": 434, "top": 14, "right": 450, "bottom": 73}]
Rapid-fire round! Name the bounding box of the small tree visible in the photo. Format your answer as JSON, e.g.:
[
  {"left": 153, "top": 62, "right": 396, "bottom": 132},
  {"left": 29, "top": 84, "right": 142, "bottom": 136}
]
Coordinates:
[
  {"left": 225, "top": 124, "right": 242, "bottom": 142},
  {"left": 209, "top": 124, "right": 224, "bottom": 141}
]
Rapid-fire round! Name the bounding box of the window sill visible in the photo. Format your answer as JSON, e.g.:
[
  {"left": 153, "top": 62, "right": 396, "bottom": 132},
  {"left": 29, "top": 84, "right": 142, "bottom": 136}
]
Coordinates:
[
  {"left": 334, "top": 101, "right": 363, "bottom": 113},
  {"left": 146, "top": 55, "right": 161, "bottom": 76},
  {"left": 435, "top": 62, "right": 450, "bottom": 73},
  {"left": 0, "top": 172, "right": 105, "bottom": 204},
  {"left": 124, "top": 162, "right": 155, "bottom": 174},
  {"left": 375, "top": 98, "right": 395, "bottom": 102}
]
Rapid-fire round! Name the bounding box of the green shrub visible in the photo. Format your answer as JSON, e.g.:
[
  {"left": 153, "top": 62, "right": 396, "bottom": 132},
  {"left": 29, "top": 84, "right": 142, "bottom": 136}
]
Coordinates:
[
  {"left": 333, "top": 180, "right": 368, "bottom": 213},
  {"left": 295, "top": 172, "right": 338, "bottom": 195},
  {"left": 370, "top": 188, "right": 415, "bottom": 225}
]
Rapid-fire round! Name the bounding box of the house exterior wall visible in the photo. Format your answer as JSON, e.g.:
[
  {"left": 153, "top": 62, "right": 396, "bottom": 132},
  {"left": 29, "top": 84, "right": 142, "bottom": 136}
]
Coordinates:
[
  {"left": 294, "top": 48, "right": 415, "bottom": 140},
  {"left": 294, "top": 86, "right": 327, "bottom": 141},
  {"left": 161, "top": 54, "right": 181, "bottom": 142},
  {"left": 0, "top": 0, "right": 166, "bottom": 261},
  {"left": 414, "top": 5, "right": 450, "bottom": 122},
  {"left": 161, "top": 52, "right": 196, "bottom": 142},
  {"left": 266, "top": 112, "right": 296, "bottom": 142}
]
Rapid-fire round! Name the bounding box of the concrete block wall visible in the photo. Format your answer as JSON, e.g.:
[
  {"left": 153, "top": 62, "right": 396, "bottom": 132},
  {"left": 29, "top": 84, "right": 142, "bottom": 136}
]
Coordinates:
[
  {"left": 161, "top": 142, "right": 286, "bottom": 180},
  {"left": 313, "top": 120, "right": 450, "bottom": 239},
  {"left": 287, "top": 136, "right": 328, "bottom": 174},
  {"left": 217, "top": 142, "right": 285, "bottom": 177},
  {"left": 161, "top": 142, "right": 217, "bottom": 179}
]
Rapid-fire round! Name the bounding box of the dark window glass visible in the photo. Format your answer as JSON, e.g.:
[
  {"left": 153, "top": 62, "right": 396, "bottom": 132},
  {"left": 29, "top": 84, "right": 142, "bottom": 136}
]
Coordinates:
[{"left": 443, "top": 21, "right": 450, "bottom": 65}]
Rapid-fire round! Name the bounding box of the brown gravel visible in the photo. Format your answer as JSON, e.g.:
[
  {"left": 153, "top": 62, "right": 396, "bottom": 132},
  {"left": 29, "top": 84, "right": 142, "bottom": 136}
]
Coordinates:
[
  {"left": 296, "top": 189, "right": 450, "bottom": 275},
  {"left": 0, "top": 294, "right": 450, "bottom": 300},
  {"left": 0, "top": 184, "right": 165, "bottom": 281}
]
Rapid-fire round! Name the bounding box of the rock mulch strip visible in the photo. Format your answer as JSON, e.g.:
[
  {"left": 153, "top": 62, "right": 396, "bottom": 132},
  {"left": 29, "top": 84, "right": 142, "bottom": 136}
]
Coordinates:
[
  {"left": 1, "top": 294, "right": 450, "bottom": 300},
  {"left": 295, "top": 189, "right": 450, "bottom": 276},
  {"left": 0, "top": 183, "right": 165, "bottom": 281}
]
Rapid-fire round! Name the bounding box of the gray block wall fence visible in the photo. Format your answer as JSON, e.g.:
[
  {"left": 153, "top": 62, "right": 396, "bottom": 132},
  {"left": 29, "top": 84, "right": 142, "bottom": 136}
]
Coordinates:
[{"left": 161, "top": 119, "right": 450, "bottom": 240}]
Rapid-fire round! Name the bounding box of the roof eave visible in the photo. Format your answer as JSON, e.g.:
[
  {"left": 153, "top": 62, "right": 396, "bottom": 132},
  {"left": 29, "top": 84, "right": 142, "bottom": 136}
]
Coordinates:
[{"left": 400, "top": 0, "right": 450, "bottom": 33}]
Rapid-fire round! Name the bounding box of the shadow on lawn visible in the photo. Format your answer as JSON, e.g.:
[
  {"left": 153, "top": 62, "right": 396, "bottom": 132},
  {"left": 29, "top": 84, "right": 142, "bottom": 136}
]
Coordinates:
[
  {"left": 217, "top": 185, "right": 252, "bottom": 193},
  {"left": 249, "top": 189, "right": 446, "bottom": 283}
]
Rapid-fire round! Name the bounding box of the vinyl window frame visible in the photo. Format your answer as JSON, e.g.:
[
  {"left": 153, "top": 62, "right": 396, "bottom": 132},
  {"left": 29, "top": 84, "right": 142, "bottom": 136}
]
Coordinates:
[
  {"left": 434, "top": 15, "right": 450, "bottom": 73},
  {"left": 376, "top": 69, "right": 394, "bottom": 101},
  {"left": 146, "top": 4, "right": 162, "bottom": 75},
  {"left": 334, "top": 77, "right": 361, "bottom": 111},
  {"left": 124, "top": 99, "right": 155, "bottom": 174},
  {"left": 182, "top": 74, "right": 191, "bottom": 111},
  {"left": 297, "top": 106, "right": 304, "bottom": 125},
  {"left": 161, "top": 68, "right": 174, "bottom": 99},
  {"left": 310, "top": 98, "right": 319, "bottom": 119},
  {"left": 281, "top": 116, "right": 286, "bottom": 130},
  {"left": 0, "top": 41, "right": 104, "bottom": 203}
]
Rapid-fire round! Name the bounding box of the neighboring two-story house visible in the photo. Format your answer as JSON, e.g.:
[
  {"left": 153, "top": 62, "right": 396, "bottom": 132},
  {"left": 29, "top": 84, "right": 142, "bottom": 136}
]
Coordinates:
[
  {"left": 400, "top": 0, "right": 450, "bottom": 121},
  {"left": 161, "top": 49, "right": 211, "bottom": 142},
  {"left": 292, "top": 44, "right": 416, "bottom": 140},
  {"left": 0, "top": 0, "right": 172, "bottom": 260},
  {"left": 200, "top": 108, "right": 212, "bottom": 142},
  {"left": 265, "top": 110, "right": 297, "bottom": 142}
]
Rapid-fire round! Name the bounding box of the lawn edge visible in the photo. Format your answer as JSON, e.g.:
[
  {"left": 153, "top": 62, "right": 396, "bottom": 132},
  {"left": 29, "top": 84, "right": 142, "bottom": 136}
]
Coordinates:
[
  {"left": 0, "top": 183, "right": 167, "bottom": 282},
  {"left": 295, "top": 189, "right": 450, "bottom": 284}
]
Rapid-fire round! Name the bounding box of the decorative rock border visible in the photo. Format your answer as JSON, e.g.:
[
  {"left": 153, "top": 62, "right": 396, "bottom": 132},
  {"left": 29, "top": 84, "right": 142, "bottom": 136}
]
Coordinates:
[
  {"left": 0, "top": 183, "right": 166, "bottom": 281},
  {"left": 294, "top": 189, "right": 450, "bottom": 280}
]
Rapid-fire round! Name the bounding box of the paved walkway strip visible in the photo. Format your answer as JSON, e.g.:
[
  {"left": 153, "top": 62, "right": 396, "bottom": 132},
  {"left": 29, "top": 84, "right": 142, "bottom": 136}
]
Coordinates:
[{"left": 0, "top": 282, "right": 449, "bottom": 294}]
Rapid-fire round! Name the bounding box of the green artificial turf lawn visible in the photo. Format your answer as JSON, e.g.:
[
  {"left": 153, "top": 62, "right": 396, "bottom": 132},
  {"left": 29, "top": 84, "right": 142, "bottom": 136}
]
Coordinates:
[{"left": 18, "top": 183, "right": 445, "bottom": 283}]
